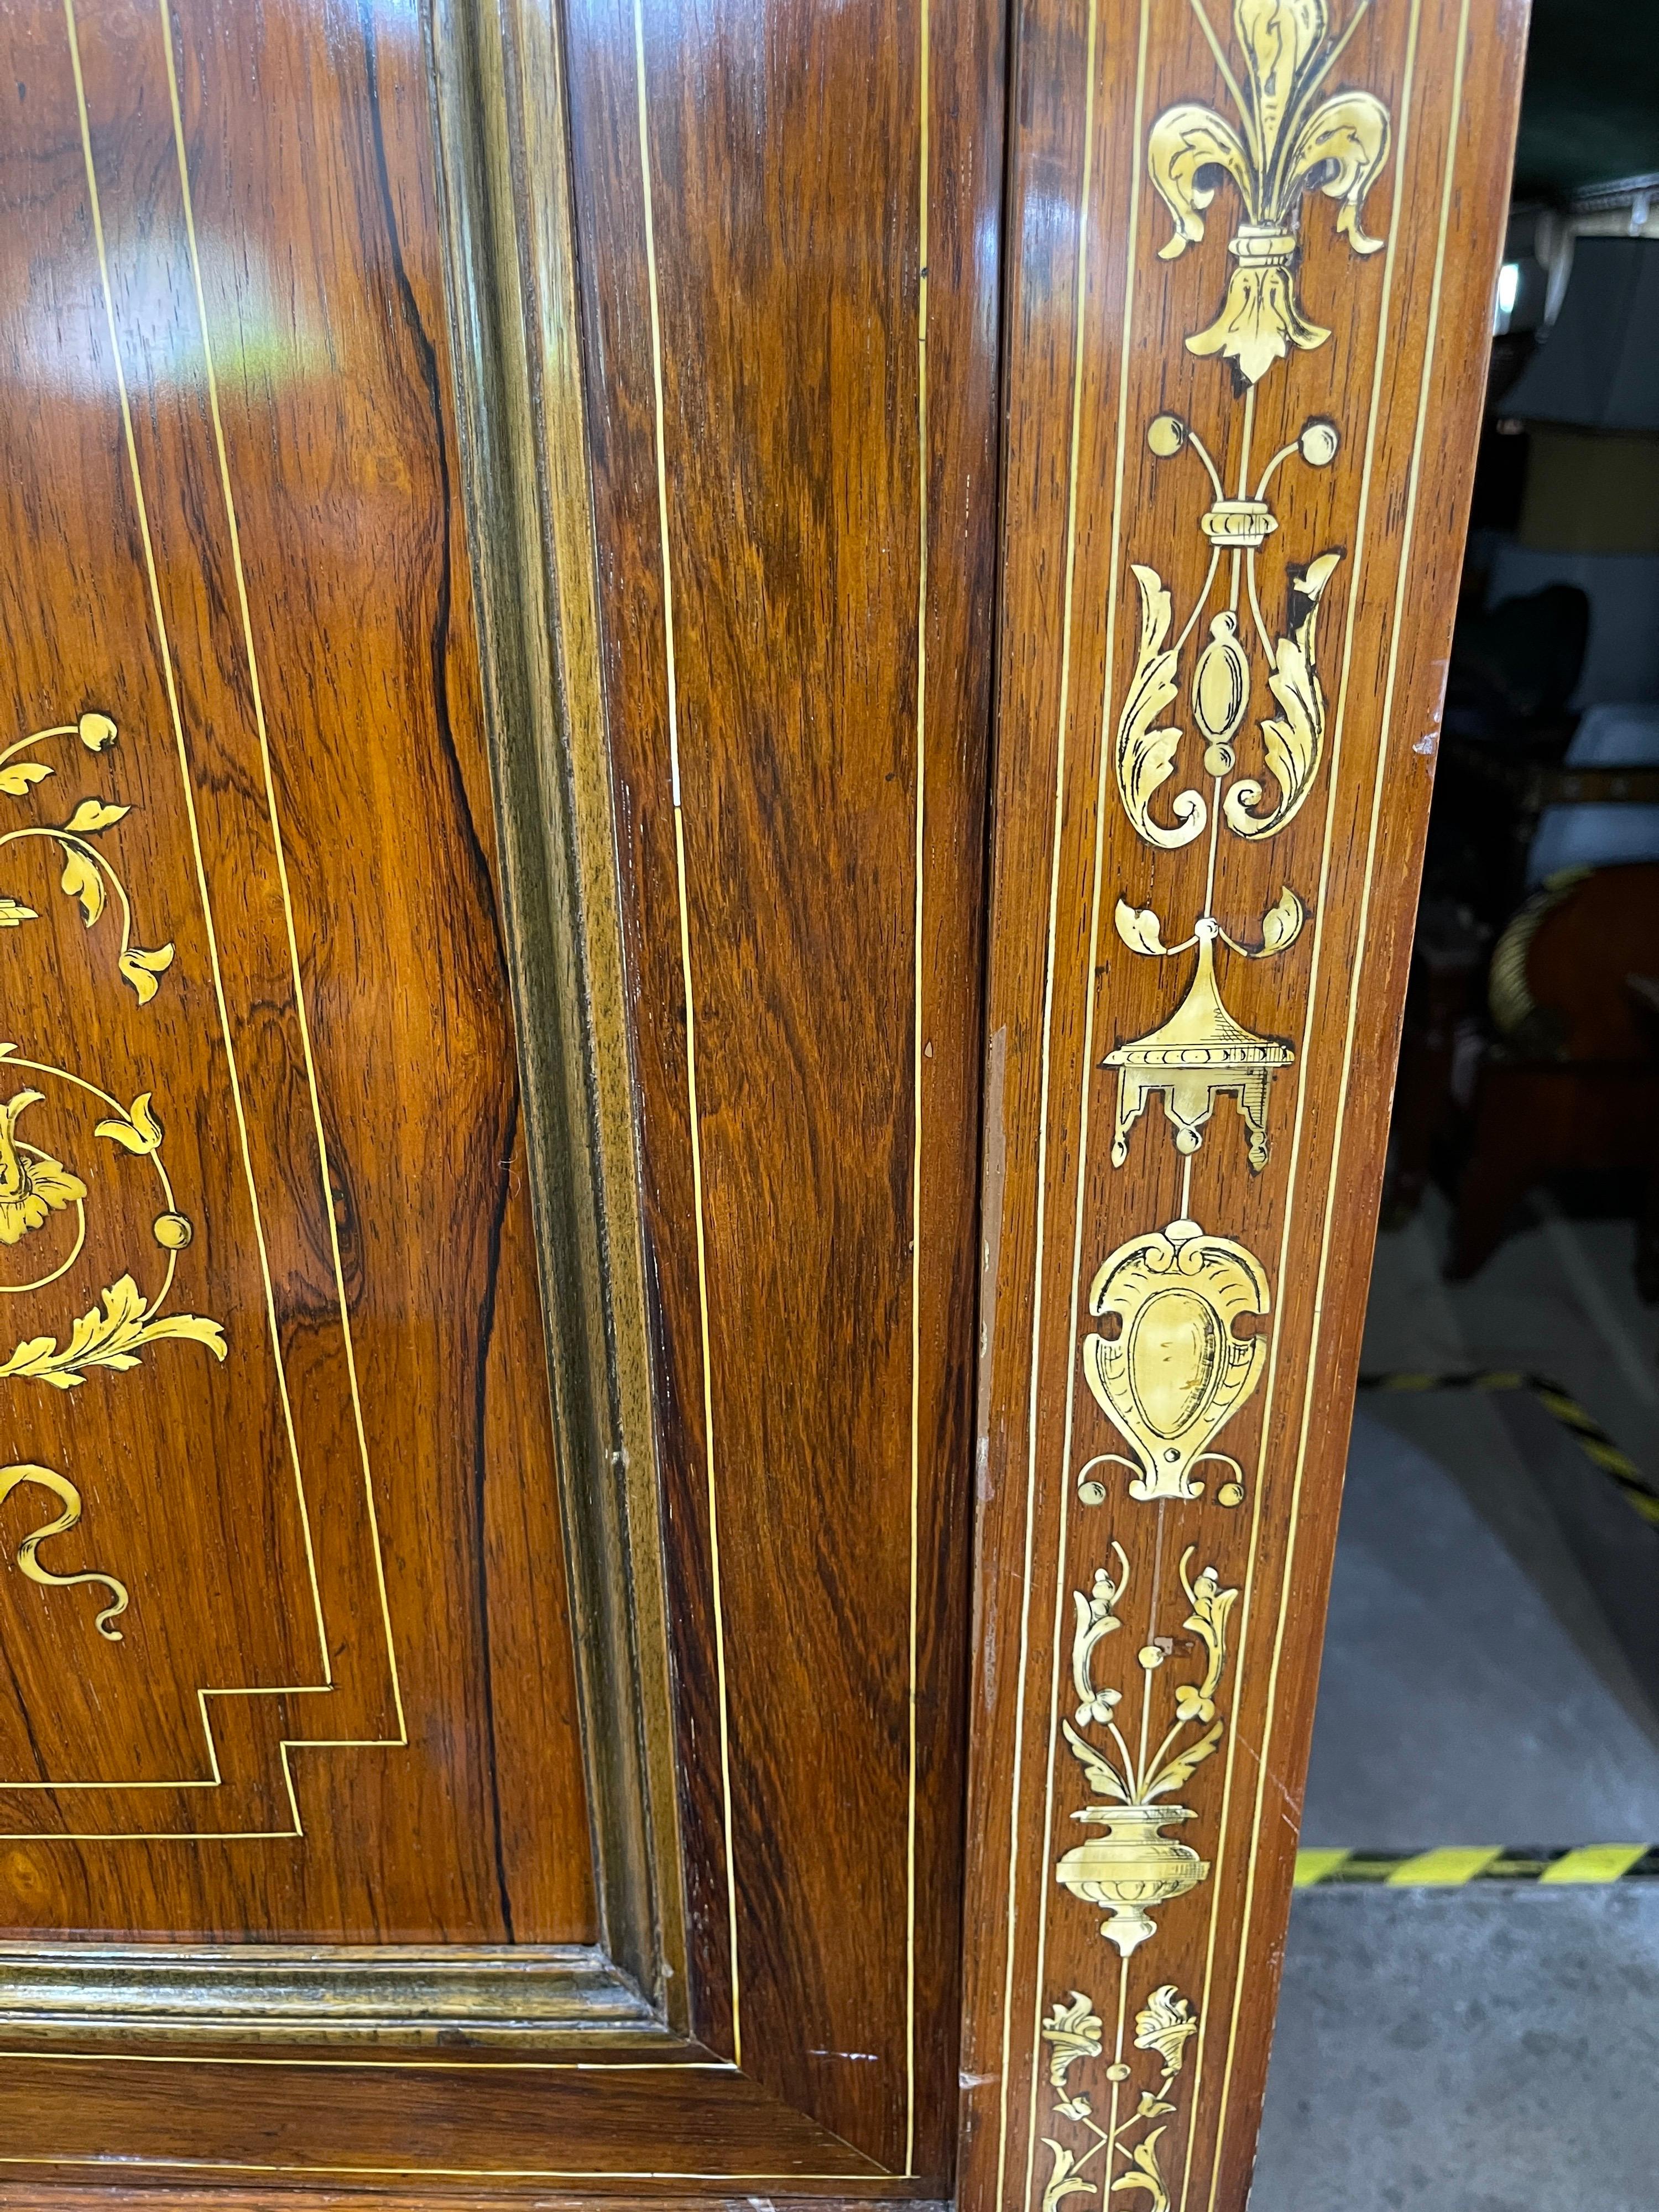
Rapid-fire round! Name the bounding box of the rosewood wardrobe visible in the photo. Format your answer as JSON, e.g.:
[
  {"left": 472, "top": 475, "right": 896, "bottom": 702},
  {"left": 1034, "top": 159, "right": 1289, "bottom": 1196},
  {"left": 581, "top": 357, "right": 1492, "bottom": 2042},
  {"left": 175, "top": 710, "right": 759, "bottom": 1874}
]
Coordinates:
[{"left": 0, "top": 0, "right": 1521, "bottom": 2203}]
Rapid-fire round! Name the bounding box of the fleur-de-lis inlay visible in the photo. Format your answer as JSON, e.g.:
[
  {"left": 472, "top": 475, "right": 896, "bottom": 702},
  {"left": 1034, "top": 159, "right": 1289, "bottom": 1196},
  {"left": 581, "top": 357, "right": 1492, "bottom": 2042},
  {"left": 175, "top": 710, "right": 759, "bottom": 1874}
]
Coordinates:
[{"left": 1149, "top": 0, "right": 1392, "bottom": 388}]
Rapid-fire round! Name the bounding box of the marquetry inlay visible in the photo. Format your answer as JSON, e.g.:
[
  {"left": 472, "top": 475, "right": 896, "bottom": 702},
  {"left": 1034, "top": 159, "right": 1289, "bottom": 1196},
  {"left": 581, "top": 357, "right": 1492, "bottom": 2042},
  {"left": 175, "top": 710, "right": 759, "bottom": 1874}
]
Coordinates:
[{"left": 967, "top": 0, "right": 1514, "bottom": 2194}]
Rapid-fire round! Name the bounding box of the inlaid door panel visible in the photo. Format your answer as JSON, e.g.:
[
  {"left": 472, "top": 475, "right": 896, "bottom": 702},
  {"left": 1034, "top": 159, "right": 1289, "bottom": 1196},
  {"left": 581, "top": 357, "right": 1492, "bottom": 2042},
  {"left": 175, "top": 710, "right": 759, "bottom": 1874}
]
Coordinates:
[
  {"left": 0, "top": 0, "right": 1006, "bottom": 2188},
  {"left": 0, "top": 0, "right": 594, "bottom": 1940}
]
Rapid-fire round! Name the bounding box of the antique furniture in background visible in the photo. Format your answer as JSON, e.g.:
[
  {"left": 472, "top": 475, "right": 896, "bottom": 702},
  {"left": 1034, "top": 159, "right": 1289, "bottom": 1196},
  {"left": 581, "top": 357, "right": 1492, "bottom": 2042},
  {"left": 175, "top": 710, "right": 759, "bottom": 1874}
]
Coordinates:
[
  {"left": 1449, "top": 863, "right": 1659, "bottom": 1284},
  {"left": 1387, "top": 700, "right": 1659, "bottom": 1272}
]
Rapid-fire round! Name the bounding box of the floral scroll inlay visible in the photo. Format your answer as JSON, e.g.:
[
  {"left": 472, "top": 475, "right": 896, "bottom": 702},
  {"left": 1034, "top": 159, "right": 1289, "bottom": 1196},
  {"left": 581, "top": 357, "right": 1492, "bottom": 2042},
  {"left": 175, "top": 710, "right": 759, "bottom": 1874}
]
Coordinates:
[
  {"left": 1040, "top": 1981, "right": 1201, "bottom": 2212},
  {"left": 0, "top": 713, "right": 175, "bottom": 1004},
  {"left": 0, "top": 697, "right": 225, "bottom": 1660},
  {"left": 1042, "top": 1, "right": 1395, "bottom": 2178},
  {"left": 1105, "top": 409, "right": 1342, "bottom": 1176},
  {"left": 1074, "top": 7, "right": 1388, "bottom": 1499},
  {"left": 0, "top": 1090, "right": 87, "bottom": 1247},
  {"left": 0, "top": 701, "right": 221, "bottom": 1416},
  {"left": 0, "top": 1461, "right": 128, "bottom": 1641},
  {"left": 0, "top": 1052, "right": 225, "bottom": 1391},
  {"left": 1056, "top": 1546, "right": 1239, "bottom": 1957}
]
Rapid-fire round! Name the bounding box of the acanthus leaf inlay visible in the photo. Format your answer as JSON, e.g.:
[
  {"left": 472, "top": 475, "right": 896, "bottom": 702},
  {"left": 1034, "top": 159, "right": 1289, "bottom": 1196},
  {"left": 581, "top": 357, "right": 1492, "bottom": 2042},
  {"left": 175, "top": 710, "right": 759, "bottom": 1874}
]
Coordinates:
[{"left": 1039, "top": 1979, "right": 1201, "bottom": 2212}]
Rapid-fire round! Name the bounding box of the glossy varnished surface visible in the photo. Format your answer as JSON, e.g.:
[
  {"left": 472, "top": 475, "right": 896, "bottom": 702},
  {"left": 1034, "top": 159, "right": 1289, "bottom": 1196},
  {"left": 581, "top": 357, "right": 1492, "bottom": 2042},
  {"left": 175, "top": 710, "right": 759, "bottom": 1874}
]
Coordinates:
[
  {"left": 565, "top": 0, "right": 1001, "bottom": 2173},
  {"left": 0, "top": 2033, "right": 889, "bottom": 2192},
  {"left": 0, "top": 0, "right": 1525, "bottom": 2197},
  {"left": 961, "top": 2, "right": 1525, "bottom": 2208},
  {"left": 0, "top": 0, "right": 592, "bottom": 1942},
  {"left": 0, "top": 0, "right": 1008, "bottom": 2188}
]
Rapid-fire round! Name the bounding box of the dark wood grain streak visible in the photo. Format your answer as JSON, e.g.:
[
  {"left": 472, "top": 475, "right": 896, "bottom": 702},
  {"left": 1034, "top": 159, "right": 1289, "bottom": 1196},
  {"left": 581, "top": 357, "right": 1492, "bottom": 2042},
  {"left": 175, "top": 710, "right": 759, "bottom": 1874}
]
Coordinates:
[
  {"left": 358, "top": 0, "right": 530, "bottom": 1957},
  {"left": 565, "top": 0, "right": 1001, "bottom": 2171}
]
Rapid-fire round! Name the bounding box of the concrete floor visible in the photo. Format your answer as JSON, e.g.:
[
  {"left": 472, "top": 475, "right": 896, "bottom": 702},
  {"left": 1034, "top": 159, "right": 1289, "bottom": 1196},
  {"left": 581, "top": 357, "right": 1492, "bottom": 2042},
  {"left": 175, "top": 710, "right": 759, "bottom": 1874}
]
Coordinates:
[
  {"left": 1298, "top": 1411, "right": 1659, "bottom": 1846},
  {"left": 1255, "top": 1886, "right": 1659, "bottom": 2212},
  {"left": 1254, "top": 1196, "right": 1659, "bottom": 2210}
]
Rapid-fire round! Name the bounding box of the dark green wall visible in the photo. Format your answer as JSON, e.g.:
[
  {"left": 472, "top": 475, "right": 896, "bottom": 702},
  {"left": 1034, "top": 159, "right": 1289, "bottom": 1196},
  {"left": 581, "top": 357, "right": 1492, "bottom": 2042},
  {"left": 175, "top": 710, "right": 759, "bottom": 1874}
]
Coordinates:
[{"left": 1515, "top": 0, "right": 1659, "bottom": 199}]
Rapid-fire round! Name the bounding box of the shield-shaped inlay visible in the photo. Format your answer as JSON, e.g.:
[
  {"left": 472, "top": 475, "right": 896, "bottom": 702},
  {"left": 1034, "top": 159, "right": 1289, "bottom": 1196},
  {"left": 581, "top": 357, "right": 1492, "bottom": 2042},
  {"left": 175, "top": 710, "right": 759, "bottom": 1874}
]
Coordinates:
[{"left": 1081, "top": 1218, "right": 1270, "bottom": 1503}]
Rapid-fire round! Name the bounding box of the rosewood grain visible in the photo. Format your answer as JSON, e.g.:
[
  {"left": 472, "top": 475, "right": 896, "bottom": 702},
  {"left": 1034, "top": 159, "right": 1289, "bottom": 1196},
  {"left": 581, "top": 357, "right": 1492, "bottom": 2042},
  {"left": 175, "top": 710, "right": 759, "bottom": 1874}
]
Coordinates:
[
  {"left": 0, "top": 0, "right": 591, "bottom": 1943},
  {"left": 0, "top": 0, "right": 1008, "bottom": 2187},
  {"left": 565, "top": 0, "right": 1001, "bottom": 2172},
  {"left": 0, "top": 0, "right": 1528, "bottom": 2199}
]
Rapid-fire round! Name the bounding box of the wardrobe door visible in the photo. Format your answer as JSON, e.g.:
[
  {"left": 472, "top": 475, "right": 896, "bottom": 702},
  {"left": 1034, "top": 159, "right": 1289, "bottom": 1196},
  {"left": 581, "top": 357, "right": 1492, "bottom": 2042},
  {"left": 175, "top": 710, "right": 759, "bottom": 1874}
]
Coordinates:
[{"left": 0, "top": 0, "right": 1000, "bottom": 2194}]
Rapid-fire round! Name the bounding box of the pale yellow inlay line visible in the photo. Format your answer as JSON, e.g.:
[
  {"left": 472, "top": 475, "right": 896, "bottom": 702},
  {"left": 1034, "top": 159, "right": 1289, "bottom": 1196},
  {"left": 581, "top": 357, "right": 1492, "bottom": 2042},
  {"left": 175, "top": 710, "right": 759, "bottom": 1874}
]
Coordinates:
[
  {"left": 993, "top": 1, "right": 1100, "bottom": 2200},
  {"left": 3, "top": 1682, "right": 324, "bottom": 1832},
  {"left": 905, "top": 0, "right": 931, "bottom": 2173},
  {"left": 158, "top": 0, "right": 406, "bottom": 1746},
  {"left": 24, "top": 0, "right": 485, "bottom": 1830},
  {"left": 60, "top": 0, "right": 332, "bottom": 1715},
  {"left": 633, "top": 0, "right": 743, "bottom": 2069},
  {"left": 1019, "top": 4, "right": 1154, "bottom": 2206},
  {"left": 1171, "top": 0, "right": 1417, "bottom": 2194},
  {"left": 1170, "top": 0, "right": 1421, "bottom": 2188},
  {"left": 0, "top": 2158, "right": 889, "bottom": 2185}
]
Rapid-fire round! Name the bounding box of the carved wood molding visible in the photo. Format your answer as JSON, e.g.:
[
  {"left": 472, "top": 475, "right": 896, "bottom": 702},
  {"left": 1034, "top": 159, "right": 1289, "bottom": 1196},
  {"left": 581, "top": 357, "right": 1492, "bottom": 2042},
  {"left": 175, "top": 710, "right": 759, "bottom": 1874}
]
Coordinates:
[{"left": 433, "top": 0, "right": 688, "bottom": 2031}]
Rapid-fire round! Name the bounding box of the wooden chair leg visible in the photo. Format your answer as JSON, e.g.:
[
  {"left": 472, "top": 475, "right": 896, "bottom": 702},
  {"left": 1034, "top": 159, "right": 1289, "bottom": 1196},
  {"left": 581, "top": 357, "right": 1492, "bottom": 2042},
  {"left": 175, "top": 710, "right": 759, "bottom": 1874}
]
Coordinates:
[
  {"left": 1447, "top": 1095, "right": 1540, "bottom": 1280},
  {"left": 1385, "top": 942, "right": 1480, "bottom": 1229}
]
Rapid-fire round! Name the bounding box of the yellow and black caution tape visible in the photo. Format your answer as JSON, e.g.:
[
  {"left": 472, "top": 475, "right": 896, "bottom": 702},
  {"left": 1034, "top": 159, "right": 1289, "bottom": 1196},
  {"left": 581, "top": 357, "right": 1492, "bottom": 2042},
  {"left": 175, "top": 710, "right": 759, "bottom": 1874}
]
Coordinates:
[
  {"left": 1296, "top": 1845, "right": 1659, "bottom": 1887},
  {"left": 1358, "top": 1368, "right": 1659, "bottom": 1530},
  {"left": 1302, "top": 1378, "right": 1659, "bottom": 1891}
]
